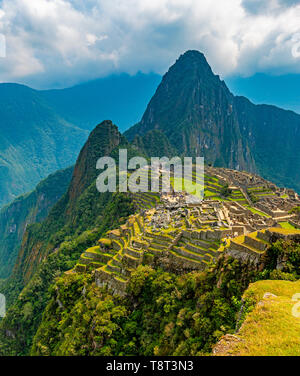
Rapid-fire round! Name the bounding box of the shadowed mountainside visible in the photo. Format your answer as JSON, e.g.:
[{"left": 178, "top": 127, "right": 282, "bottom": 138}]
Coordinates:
[
  {"left": 0, "top": 84, "right": 88, "bottom": 208},
  {"left": 125, "top": 50, "right": 300, "bottom": 193}
]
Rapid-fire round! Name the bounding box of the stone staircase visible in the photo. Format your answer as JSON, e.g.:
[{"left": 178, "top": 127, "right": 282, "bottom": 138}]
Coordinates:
[
  {"left": 73, "top": 212, "right": 228, "bottom": 295},
  {"left": 72, "top": 211, "right": 300, "bottom": 296}
]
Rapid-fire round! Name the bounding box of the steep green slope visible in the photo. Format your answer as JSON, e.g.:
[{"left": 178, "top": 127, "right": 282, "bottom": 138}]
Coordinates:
[
  {"left": 0, "top": 166, "right": 73, "bottom": 279},
  {"left": 10, "top": 121, "right": 132, "bottom": 286},
  {"left": 0, "top": 193, "right": 134, "bottom": 355},
  {"left": 235, "top": 96, "right": 300, "bottom": 192},
  {"left": 0, "top": 121, "right": 137, "bottom": 354},
  {"left": 0, "top": 84, "right": 88, "bottom": 208},
  {"left": 132, "top": 129, "right": 177, "bottom": 158},
  {"left": 125, "top": 50, "right": 300, "bottom": 193}
]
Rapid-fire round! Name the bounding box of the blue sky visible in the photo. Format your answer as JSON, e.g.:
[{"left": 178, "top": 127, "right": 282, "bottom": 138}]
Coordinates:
[{"left": 0, "top": 0, "right": 299, "bottom": 112}]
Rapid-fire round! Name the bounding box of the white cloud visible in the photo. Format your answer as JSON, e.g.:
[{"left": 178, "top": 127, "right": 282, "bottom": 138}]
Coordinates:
[{"left": 0, "top": 0, "right": 299, "bottom": 88}]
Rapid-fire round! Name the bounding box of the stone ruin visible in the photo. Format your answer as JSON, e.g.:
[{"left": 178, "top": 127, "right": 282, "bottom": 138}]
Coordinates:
[{"left": 68, "top": 166, "right": 300, "bottom": 296}]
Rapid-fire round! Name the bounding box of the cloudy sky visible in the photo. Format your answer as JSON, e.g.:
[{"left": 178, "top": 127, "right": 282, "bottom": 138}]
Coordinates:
[{"left": 0, "top": 0, "right": 300, "bottom": 89}]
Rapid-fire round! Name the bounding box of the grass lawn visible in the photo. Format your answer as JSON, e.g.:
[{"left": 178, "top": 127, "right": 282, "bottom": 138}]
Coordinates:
[
  {"left": 171, "top": 176, "right": 204, "bottom": 199},
  {"left": 245, "top": 205, "right": 271, "bottom": 217},
  {"left": 279, "top": 222, "right": 297, "bottom": 230}
]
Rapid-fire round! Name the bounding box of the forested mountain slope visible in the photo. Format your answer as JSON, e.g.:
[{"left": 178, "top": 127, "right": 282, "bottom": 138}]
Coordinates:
[
  {"left": 0, "top": 84, "right": 87, "bottom": 208},
  {"left": 0, "top": 166, "right": 73, "bottom": 279}
]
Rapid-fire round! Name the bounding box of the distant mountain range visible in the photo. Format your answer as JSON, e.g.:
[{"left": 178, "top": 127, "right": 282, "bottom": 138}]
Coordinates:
[
  {"left": 41, "top": 72, "right": 161, "bottom": 132},
  {"left": 0, "top": 73, "right": 160, "bottom": 208},
  {"left": 227, "top": 73, "right": 300, "bottom": 115},
  {"left": 125, "top": 50, "right": 300, "bottom": 193},
  {"left": 0, "top": 84, "right": 87, "bottom": 208}
]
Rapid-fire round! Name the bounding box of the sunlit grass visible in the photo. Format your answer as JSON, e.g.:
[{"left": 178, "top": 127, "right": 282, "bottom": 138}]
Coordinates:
[
  {"left": 279, "top": 222, "right": 297, "bottom": 230},
  {"left": 218, "top": 280, "right": 300, "bottom": 356}
]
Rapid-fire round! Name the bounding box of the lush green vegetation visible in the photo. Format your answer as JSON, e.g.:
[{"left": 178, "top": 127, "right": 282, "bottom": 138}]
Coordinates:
[
  {"left": 29, "top": 239, "right": 300, "bottom": 356},
  {"left": 263, "top": 240, "right": 300, "bottom": 280},
  {"left": 0, "top": 121, "right": 140, "bottom": 355},
  {"left": 0, "top": 192, "right": 134, "bottom": 356},
  {"left": 31, "top": 257, "right": 255, "bottom": 356}
]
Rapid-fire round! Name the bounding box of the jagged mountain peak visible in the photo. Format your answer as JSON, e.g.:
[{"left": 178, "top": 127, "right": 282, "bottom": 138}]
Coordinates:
[
  {"left": 168, "top": 50, "right": 216, "bottom": 78},
  {"left": 173, "top": 50, "right": 208, "bottom": 67},
  {"left": 93, "top": 119, "right": 118, "bottom": 131},
  {"left": 67, "top": 120, "right": 123, "bottom": 207},
  {"left": 124, "top": 50, "right": 252, "bottom": 171}
]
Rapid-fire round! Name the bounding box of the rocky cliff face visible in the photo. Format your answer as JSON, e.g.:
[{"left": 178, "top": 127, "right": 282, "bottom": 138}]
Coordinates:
[
  {"left": 125, "top": 50, "right": 256, "bottom": 171},
  {"left": 65, "top": 120, "right": 124, "bottom": 217},
  {"left": 125, "top": 50, "right": 300, "bottom": 193}
]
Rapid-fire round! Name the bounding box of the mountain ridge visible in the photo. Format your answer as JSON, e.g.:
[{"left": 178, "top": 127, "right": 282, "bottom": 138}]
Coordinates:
[
  {"left": 0, "top": 83, "right": 88, "bottom": 208},
  {"left": 0, "top": 73, "right": 160, "bottom": 209}
]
